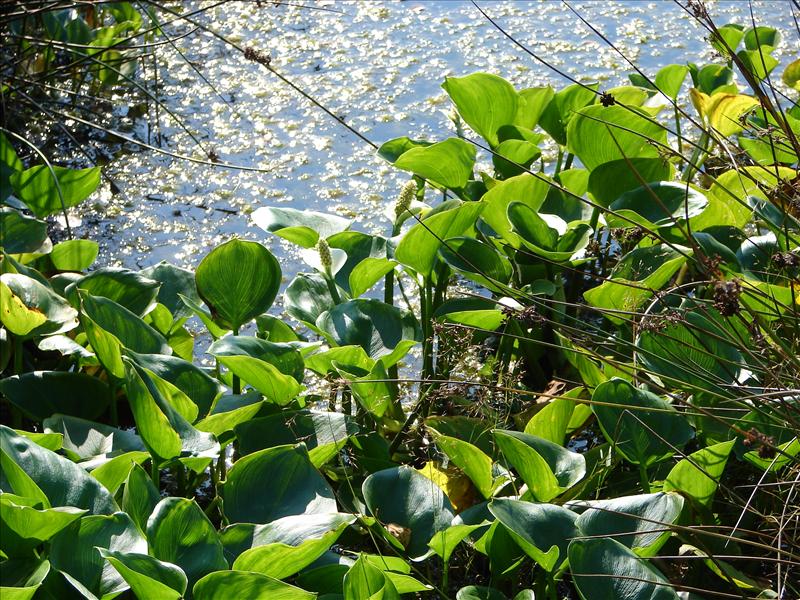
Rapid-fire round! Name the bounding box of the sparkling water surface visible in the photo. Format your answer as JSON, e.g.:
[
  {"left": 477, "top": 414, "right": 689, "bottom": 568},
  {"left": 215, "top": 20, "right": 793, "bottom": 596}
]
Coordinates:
[{"left": 82, "top": 0, "right": 791, "bottom": 286}]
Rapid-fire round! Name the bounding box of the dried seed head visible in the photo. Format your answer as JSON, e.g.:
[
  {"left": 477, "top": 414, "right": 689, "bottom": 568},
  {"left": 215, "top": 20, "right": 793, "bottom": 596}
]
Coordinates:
[
  {"left": 316, "top": 238, "right": 332, "bottom": 271},
  {"left": 600, "top": 91, "right": 616, "bottom": 107},
  {"left": 243, "top": 46, "right": 271, "bottom": 66},
  {"left": 713, "top": 279, "right": 741, "bottom": 317},
  {"left": 395, "top": 180, "right": 417, "bottom": 219}
]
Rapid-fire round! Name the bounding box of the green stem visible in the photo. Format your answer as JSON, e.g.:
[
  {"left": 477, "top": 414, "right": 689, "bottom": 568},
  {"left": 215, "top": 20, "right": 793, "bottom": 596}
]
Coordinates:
[
  {"left": 442, "top": 560, "right": 449, "bottom": 592},
  {"left": 673, "top": 105, "right": 684, "bottom": 157},
  {"left": 553, "top": 147, "right": 564, "bottom": 176},
  {"left": 682, "top": 131, "right": 710, "bottom": 183},
  {"left": 563, "top": 152, "right": 574, "bottom": 170},
  {"left": 151, "top": 459, "right": 160, "bottom": 487},
  {"left": 232, "top": 326, "right": 240, "bottom": 395},
  {"left": 638, "top": 463, "right": 651, "bottom": 493}
]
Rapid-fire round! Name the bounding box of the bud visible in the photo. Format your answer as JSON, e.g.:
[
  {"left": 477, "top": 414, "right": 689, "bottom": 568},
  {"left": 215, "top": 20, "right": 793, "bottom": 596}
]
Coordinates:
[
  {"left": 395, "top": 180, "right": 417, "bottom": 220},
  {"left": 316, "top": 238, "right": 332, "bottom": 272}
]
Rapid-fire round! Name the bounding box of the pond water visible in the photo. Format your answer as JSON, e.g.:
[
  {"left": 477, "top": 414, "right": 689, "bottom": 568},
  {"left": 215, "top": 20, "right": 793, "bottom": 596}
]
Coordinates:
[{"left": 81, "top": 0, "right": 790, "bottom": 291}]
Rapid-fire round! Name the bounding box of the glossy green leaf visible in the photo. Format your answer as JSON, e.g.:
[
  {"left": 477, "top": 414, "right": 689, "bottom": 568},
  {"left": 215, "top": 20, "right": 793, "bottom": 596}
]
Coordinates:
[
  {"left": 664, "top": 440, "right": 734, "bottom": 511},
  {"left": 655, "top": 64, "right": 688, "bottom": 99},
  {"left": 571, "top": 492, "right": 684, "bottom": 555},
  {"left": 489, "top": 498, "right": 579, "bottom": 572},
  {"left": 50, "top": 512, "right": 146, "bottom": 598},
  {"left": 141, "top": 261, "right": 200, "bottom": 319},
  {"left": 608, "top": 181, "right": 707, "bottom": 229},
  {"left": 362, "top": 465, "right": 454, "bottom": 559},
  {"left": 395, "top": 201, "right": 484, "bottom": 276},
  {"left": 43, "top": 414, "right": 145, "bottom": 461},
  {"left": 349, "top": 257, "right": 397, "bottom": 298},
  {"left": 220, "top": 512, "right": 356, "bottom": 565},
  {"left": 80, "top": 292, "right": 170, "bottom": 354},
  {"left": 0, "top": 558, "right": 49, "bottom": 600},
  {"left": 195, "top": 239, "right": 281, "bottom": 331},
  {"left": 222, "top": 444, "right": 336, "bottom": 524},
  {"left": 1, "top": 273, "right": 78, "bottom": 338},
  {"left": 0, "top": 495, "right": 85, "bottom": 556},
  {"left": 591, "top": 378, "right": 693, "bottom": 466},
  {"left": 194, "top": 392, "right": 264, "bottom": 441},
  {"left": 570, "top": 538, "right": 679, "bottom": 600},
  {"left": 433, "top": 434, "right": 496, "bottom": 498},
  {"left": 456, "top": 586, "right": 507, "bottom": 600},
  {"left": 0, "top": 208, "right": 48, "bottom": 254},
  {"left": 567, "top": 104, "right": 667, "bottom": 171},
  {"left": 439, "top": 237, "right": 512, "bottom": 290},
  {"left": 208, "top": 335, "right": 304, "bottom": 382},
  {"left": 334, "top": 360, "right": 399, "bottom": 419},
  {"left": 216, "top": 354, "right": 302, "bottom": 405},
  {"left": 442, "top": 73, "right": 519, "bottom": 147},
  {"left": 494, "top": 430, "right": 585, "bottom": 501},
  {"left": 515, "top": 86, "right": 555, "bottom": 128},
  {"left": 90, "top": 451, "right": 149, "bottom": 494},
  {"left": 233, "top": 517, "right": 352, "bottom": 579},
  {"left": 285, "top": 272, "right": 337, "bottom": 325},
  {"left": 524, "top": 396, "right": 577, "bottom": 446},
  {"left": 0, "top": 425, "right": 117, "bottom": 514},
  {"left": 479, "top": 172, "right": 552, "bottom": 248},
  {"left": 10, "top": 165, "right": 100, "bottom": 217},
  {"left": 50, "top": 240, "right": 98, "bottom": 271},
  {"left": 147, "top": 497, "right": 227, "bottom": 588},
  {"left": 586, "top": 157, "right": 673, "bottom": 208},
  {"left": 235, "top": 410, "right": 358, "bottom": 466},
  {"left": 394, "top": 138, "right": 476, "bottom": 189},
  {"left": 0, "top": 370, "right": 109, "bottom": 421},
  {"left": 252, "top": 206, "right": 351, "bottom": 248},
  {"left": 343, "top": 554, "right": 400, "bottom": 600},
  {"left": 193, "top": 571, "right": 316, "bottom": 600},
  {"left": 539, "top": 82, "right": 598, "bottom": 145},
  {"left": 100, "top": 549, "right": 187, "bottom": 600},
  {"left": 122, "top": 463, "right": 160, "bottom": 533},
  {"left": 317, "top": 298, "right": 420, "bottom": 364}
]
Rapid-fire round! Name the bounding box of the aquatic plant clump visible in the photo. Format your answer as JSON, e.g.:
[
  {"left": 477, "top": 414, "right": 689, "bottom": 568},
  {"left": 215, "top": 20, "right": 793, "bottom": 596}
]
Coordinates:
[{"left": 1, "top": 2, "right": 799, "bottom": 599}]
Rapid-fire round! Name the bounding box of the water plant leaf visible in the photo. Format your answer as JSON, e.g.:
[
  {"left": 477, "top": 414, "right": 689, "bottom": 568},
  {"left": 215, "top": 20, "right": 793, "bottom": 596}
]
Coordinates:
[
  {"left": 489, "top": 498, "right": 579, "bottom": 572},
  {"left": 479, "top": 172, "right": 552, "bottom": 248},
  {"left": 568, "top": 537, "right": 679, "bottom": 600},
  {"left": 208, "top": 335, "right": 304, "bottom": 382},
  {"left": 636, "top": 308, "right": 746, "bottom": 393},
  {"left": 493, "top": 430, "right": 586, "bottom": 501},
  {"left": 571, "top": 492, "right": 684, "bottom": 555},
  {"left": 0, "top": 425, "right": 117, "bottom": 514},
  {"left": 442, "top": 73, "right": 519, "bottom": 147},
  {"left": 439, "top": 237, "right": 513, "bottom": 290},
  {"left": 782, "top": 58, "right": 800, "bottom": 90},
  {"left": 232, "top": 517, "right": 352, "bottom": 579},
  {"left": 127, "top": 351, "right": 222, "bottom": 418},
  {"left": 193, "top": 571, "right": 316, "bottom": 600},
  {"left": 80, "top": 292, "right": 170, "bottom": 355},
  {"left": 147, "top": 497, "right": 227, "bottom": 589},
  {"left": 221, "top": 444, "right": 337, "bottom": 524},
  {"left": 215, "top": 354, "right": 302, "bottom": 405},
  {"left": 0, "top": 495, "right": 85, "bottom": 556},
  {"left": 49, "top": 511, "right": 146, "bottom": 598},
  {"left": 0, "top": 208, "right": 48, "bottom": 254},
  {"left": 285, "top": 272, "right": 337, "bottom": 326},
  {"left": 456, "top": 586, "right": 507, "bottom": 600},
  {"left": 583, "top": 244, "right": 687, "bottom": 325},
  {"left": 655, "top": 64, "right": 688, "bottom": 99},
  {"left": 1, "top": 273, "right": 79, "bottom": 338},
  {"left": 523, "top": 396, "right": 577, "bottom": 446},
  {"left": 141, "top": 261, "right": 200, "bottom": 320},
  {"left": 10, "top": 165, "right": 100, "bottom": 218},
  {"left": 0, "top": 370, "right": 109, "bottom": 421},
  {"left": 0, "top": 558, "right": 49, "bottom": 600},
  {"left": 100, "top": 549, "right": 187, "bottom": 600},
  {"left": 316, "top": 298, "right": 420, "bottom": 364},
  {"left": 663, "top": 440, "right": 734, "bottom": 508},
  {"left": 433, "top": 434, "right": 496, "bottom": 498},
  {"left": 586, "top": 157, "right": 673, "bottom": 208},
  {"left": 515, "top": 86, "right": 555, "bottom": 128},
  {"left": 121, "top": 463, "right": 160, "bottom": 533},
  {"left": 539, "top": 82, "right": 598, "bottom": 145},
  {"left": 362, "top": 465, "right": 455, "bottom": 559},
  {"left": 43, "top": 414, "right": 145, "bottom": 461},
  {"left": 349, "top": 257, "right": 397, "bottom": 298},
  {"left": 343, "top": 554, "right": 401, "bottom": 600},
  {"left": 235, "top": 410, "right": 358, "bottom": 466},
  {"left": 252, "top": 206, "right": 352, "bottom": 248},
  {"left": 396, "top": 200, "right": 484, "bottom": 277},
  {"left": 567, "top": 104, "right": 667, "bottom": 171},
  {"left": 195, "top": 239, "right": 281, "bottom": 331},
  {"left": 394, "top": 137, "right": 476, "bottom": 189},
  {"left": 220, "top": 512, "right": 356, "bottom": 565},
  {"left": 607, "top": 181, "right": 707, "bottom": 229},
  {"left": 591, "top": 378, "right": 693, "bottom": 467},
  {"left": 50, "top": 239, "right": 98, "bottom": 272}
]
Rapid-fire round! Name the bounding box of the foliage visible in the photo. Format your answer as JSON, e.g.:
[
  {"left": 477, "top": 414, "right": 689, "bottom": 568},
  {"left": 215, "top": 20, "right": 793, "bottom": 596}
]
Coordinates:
[{"left": 1, "top": 3, "right": 799, "bottom": 599}]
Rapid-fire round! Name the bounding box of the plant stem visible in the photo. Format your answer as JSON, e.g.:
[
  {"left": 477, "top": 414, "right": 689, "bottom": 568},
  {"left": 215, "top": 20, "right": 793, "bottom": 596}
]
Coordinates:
[
  {"left": 638, "top": 463, "right": 651, "bottom": 493},
  {"left": 547, "top": 573, "right": 558, "bottom": 600},
  {"left": 151, "top": 459, "right": 160, "bottom": 487},
  {"left": 682, "top": 131, "right": 710, "bottom": 183},
  {"left": 232, "top": 326, "right": 240, "bottom": 395},
  {"left": 442, "top": 560, "right": 449, "bottom": 592},
  {"left": 13, "top": 335, "right": 23, "bottom": 375}
]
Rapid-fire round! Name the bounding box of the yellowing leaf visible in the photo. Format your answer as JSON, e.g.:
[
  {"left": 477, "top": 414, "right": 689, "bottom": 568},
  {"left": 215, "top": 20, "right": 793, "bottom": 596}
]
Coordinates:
[
  {"left": 417, "top": 461, "right": 477, "bottom": 513},
  {"left": 0, "top": 280, "right": 47, "bottom": 335}
]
